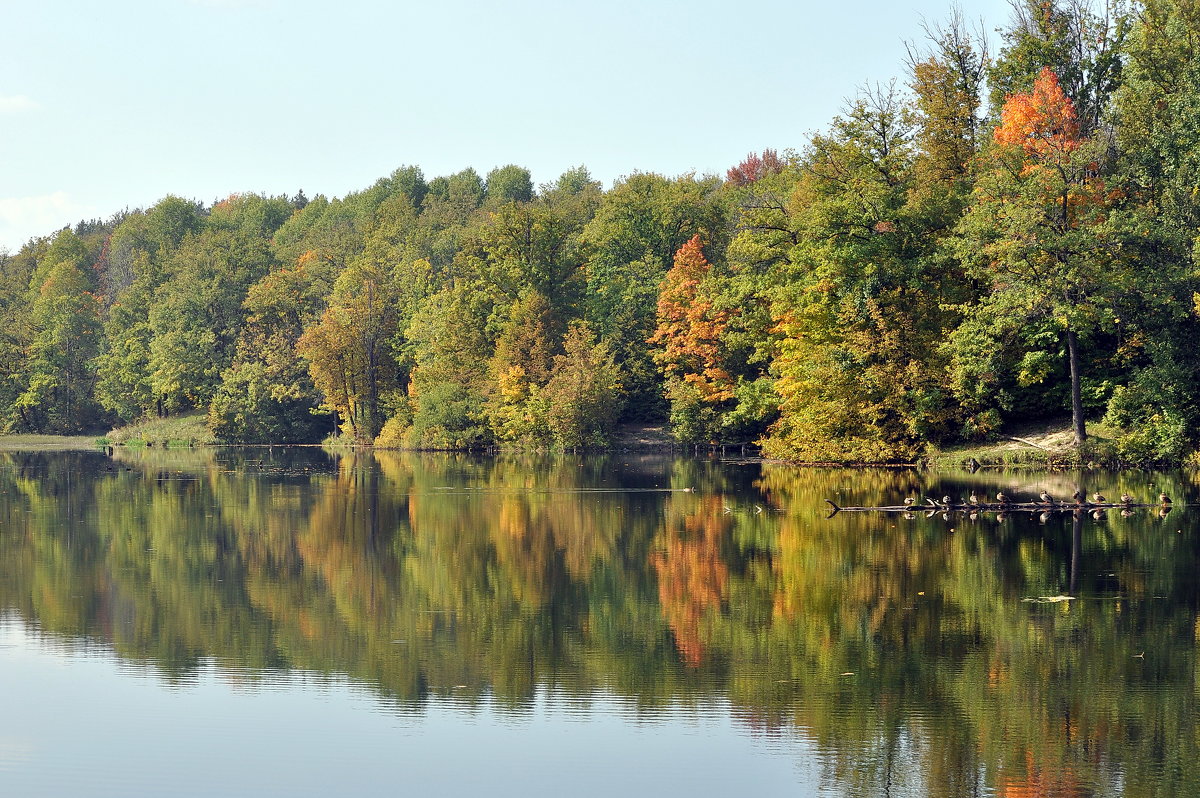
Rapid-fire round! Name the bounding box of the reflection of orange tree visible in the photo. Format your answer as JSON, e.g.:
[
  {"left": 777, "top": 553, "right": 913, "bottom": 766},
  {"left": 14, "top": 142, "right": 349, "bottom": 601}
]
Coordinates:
[
  {"left": 650, "top": 495, "right": 730, "bottom": 666},
  {"left": 996, "top": 750, "right": 1086, "bottom": 798}
]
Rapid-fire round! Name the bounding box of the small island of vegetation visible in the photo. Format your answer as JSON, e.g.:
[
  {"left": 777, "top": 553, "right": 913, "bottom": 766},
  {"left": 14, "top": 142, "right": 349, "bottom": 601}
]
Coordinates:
[{"left": 3, "top": 0, "right": 1199, "bottom": 467}]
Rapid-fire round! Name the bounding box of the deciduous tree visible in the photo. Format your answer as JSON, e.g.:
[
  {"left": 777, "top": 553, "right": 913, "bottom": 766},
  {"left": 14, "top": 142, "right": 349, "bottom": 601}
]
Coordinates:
[
  {"left": 954, "top": 67, "right": 1119, "bottom": 445},
  {"left": 14, "top": 231, "right": 105, "bottom": 432},
  {"left": 649, "top": 235, "right": 734, "bottom": 441}
]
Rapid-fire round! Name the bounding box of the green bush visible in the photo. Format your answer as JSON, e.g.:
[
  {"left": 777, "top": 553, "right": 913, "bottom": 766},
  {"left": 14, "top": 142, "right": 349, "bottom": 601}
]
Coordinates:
[
  {"left": 410, "top": 381, "right": 490, "bottom": 449},
  {"left": 1104, "top": 383, "right": 1190, "bottom": 464}
]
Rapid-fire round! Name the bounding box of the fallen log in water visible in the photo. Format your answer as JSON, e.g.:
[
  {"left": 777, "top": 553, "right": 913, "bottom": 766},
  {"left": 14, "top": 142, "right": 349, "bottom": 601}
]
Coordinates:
[{"left": 824, "top": 499, "right": 1166, "bottom": 514}]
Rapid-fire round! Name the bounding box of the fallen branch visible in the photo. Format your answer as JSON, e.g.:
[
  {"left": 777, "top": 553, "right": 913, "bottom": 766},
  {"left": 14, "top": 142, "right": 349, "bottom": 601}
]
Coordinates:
[{"left": 1005, "top": 435, "right": 1052, "bottom": 451}]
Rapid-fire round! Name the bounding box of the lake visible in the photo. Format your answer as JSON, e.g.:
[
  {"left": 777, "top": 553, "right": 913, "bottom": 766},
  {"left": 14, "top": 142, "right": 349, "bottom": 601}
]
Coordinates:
[{"left": 0, "top": 448, "right": 1196, "bottom": 797}]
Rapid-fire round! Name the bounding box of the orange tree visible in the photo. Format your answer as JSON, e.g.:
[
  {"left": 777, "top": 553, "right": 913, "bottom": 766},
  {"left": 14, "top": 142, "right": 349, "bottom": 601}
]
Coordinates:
[
  {"left": 952, "top": 67, "right": 1122, "bottom": 446},
  {"left": 648, "top": 235, "right": 734, "bottom": 441}
]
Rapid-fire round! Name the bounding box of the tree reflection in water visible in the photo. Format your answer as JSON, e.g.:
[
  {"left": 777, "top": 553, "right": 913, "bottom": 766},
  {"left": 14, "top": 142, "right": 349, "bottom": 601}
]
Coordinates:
[{"left": 0, "top": 449, "right": 1196, "bottom": 796}]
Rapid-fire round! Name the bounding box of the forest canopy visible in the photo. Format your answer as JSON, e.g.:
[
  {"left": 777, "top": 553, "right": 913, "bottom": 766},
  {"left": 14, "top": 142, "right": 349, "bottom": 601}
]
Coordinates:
[{"left": 5, "top": 0, "right": 1200, "bottom": 464}]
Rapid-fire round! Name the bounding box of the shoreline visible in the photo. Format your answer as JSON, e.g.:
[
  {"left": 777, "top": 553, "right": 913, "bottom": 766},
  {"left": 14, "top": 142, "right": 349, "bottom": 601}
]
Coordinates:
[{"left": 1, "top": 421, "right": 1189, "bottom": 470}]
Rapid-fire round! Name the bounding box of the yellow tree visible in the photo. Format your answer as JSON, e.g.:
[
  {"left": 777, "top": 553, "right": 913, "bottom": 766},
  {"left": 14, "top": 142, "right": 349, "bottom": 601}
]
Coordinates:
[{"left": 296, "top": 261, "right": 399, "bottom": 442}]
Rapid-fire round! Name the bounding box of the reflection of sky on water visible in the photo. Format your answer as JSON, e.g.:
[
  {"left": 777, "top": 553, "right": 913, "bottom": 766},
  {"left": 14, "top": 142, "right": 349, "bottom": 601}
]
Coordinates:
[{"left": 0, "top": 618, "right": 821, "bottom": 798}]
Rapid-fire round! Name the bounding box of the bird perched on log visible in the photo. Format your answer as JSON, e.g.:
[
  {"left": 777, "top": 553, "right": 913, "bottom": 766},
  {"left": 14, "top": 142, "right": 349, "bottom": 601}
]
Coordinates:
[
  {"left": 1071, "top": 489, "right": 1084, "bottom": 505},
  {"left": 968, "top": 491, "right": 980, "bottom": 505},
  {"left": 903, "top": 497, "right": 916, "bottom": 506},
  {"left": 1120, "top": 493, "right": 1134, "bottom": 505},
  {"left": 1093, "top": 491, "right": 1106, "bottom": 503},
  {"left": 1159, "top": 493, "right": 1172, "bottom": 505},
  {"left": 1039, "top": 490, "right": 1055, "bottom": 505},
  {"left": 941, "top": 495, "right": 952, "bottom": 506},
  {"left": 996, "top": 491, "right": 1011, "bottom": 504}
]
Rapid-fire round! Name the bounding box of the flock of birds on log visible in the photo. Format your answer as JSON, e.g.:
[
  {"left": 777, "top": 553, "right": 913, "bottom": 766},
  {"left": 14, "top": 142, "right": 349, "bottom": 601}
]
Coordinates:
[{"left": 826, "top": 490, "right": 1176, "bottom": 520}]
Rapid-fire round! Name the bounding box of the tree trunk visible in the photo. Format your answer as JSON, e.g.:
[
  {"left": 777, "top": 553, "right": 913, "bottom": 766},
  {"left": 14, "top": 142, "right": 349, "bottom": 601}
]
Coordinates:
[
  {"left": 1066, "top": 327, "right": 1086, "bottom": 446},
  {"left": 363, "top": 281, "right": 380, "bottom": 442}
]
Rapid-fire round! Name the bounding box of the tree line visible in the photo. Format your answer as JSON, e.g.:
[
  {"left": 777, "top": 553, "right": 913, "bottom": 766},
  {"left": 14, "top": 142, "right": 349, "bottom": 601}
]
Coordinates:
[{"left": 5, "top": 0, "right": 1200, "bottom": 463}]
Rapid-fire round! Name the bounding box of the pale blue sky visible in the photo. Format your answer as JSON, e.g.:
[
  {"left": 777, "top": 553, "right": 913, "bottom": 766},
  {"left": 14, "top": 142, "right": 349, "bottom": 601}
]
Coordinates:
[{"left": 1, "top": 0, "right": 1014, "bottom": 252}]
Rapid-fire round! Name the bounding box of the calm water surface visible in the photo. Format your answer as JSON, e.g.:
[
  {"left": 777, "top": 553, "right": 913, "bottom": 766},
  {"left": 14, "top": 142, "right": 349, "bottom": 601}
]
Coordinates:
[{"left": 0, "top": 448, "right": 1196, "bottom": 797}]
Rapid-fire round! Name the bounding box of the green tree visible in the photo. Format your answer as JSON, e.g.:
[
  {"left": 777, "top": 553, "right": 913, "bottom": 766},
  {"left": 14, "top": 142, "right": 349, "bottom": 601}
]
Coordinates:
[
  {"left": 404, "top": 284, "right": 495, "bottom": 448},
  {"left": 485, "top": 164, "right": 534, "bottom": 206},
  {"left": 1098, "top": 0, "right": 1200, "bottom": 458},
  {"left": 764, "top": 86, "right": 962, "bottom": 461},
  {"left": 466, "top": 196, "right": 587, "bottom": 312},
  {"left": 207, "top": 192, "right": 293, "bottom": 239},
  {"left": 543, "top": 322, "right": 624, "bottom": 446},
  {"left": 0, "top": 244, "right": 40, "bottom": 428},
  {"left": 953, "top": 68, "right": 1120, "bottom": 446},
  {"left": 13, "top": 231, "right": 105, "bottom": 432},
  {"left": 147, "top": 226, "right": 276, "bottom": 414},
  {"left": 209, "top": 252, "right": 335, "bottom": 443},
  {"left": 94, "top": 197, "right": 206, "bottom": 421}
]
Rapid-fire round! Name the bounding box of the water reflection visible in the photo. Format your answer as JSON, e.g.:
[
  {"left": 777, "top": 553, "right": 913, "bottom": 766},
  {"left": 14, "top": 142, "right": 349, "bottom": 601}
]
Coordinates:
[{"left": 0, "top": 449, "right": 1197, "bottom": 796}]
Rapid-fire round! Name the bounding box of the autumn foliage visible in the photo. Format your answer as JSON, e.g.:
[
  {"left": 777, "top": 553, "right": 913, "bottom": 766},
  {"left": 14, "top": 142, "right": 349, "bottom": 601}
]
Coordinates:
[
  {"left": 994, "top": 67, "right": 1080, "bottom": 159},
  {"left": 650, "top": 496, "right": 730, "bottom": 667},
  {"left": 989, "top": 65, "right": 1109, "bottom": 228},
  {"left": 648, "top": 235, "right": 733, "bottom": 403},
  {"left": 726, "top": 149, "right": 785, "bottom": 186}
]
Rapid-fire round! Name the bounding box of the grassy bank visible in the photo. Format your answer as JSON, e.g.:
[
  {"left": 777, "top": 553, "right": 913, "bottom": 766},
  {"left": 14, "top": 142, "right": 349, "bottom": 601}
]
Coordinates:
[
  {"left": 0, "top": 434, "right": 105, "bottom": 451},
  {"left": 921, "top": 420, "right": 1130, "bottom": 470},
  {"left": 103, "top": 413, "right": 215, "bottom": 448}
]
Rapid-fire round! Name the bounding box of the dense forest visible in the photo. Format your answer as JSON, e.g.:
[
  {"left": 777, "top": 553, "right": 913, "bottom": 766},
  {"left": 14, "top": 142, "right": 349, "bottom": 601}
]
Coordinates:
[{"left": 6, "top": 0, "right": 1200, "bottom": 463}]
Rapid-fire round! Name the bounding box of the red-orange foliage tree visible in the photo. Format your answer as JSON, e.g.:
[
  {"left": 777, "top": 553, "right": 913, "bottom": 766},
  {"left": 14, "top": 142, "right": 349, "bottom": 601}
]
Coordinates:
[
  {"left": 995, "top": 67, "right": 1081, "bottom": 158},
  {"left": 650, "top": 496, "right": 730, "bottom": 667},
  {"left": 726, "top": 149, "right": 785, "bottom": 186},
  {"left": 648, "top": 235, "right": 734, "bottom": 411}
]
